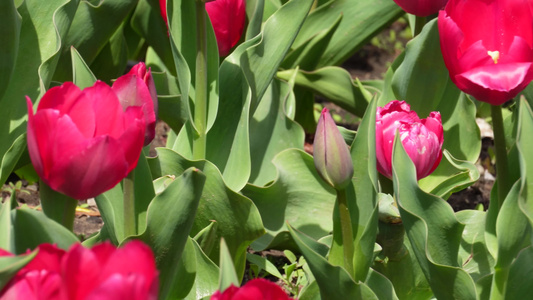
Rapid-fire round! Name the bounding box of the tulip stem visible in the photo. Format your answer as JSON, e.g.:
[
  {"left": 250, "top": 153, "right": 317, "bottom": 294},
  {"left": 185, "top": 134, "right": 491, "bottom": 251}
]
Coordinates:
[
  {"left": 193, "top": 0, "right": 208, "bottom": 160},
  {"left": 123, "top": 170, "right": 136, "bottom": 238},
  {"left": 413, "top": 16, "right": 426, "bottom": 37},
  {"left": 39, "top": 180, "right": 77, "bottom": 232},
  {"left": 491, "top": 104, "right": 510, "bottom": 209},
  {"left": 490, "top": 266, "right": 510, "bottom": 300},
  {"left": 337, "top": 188, "right": 355, "bottom": 278}
]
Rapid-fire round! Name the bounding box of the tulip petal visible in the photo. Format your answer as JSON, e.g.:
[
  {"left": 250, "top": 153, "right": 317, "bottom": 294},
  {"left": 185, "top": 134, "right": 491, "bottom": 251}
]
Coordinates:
[
  {"left": 84, "top": 81, "right": 126, "bottom": 138},
  {"left": 206, "top": 0, "right": 246, "bottom": 56}
]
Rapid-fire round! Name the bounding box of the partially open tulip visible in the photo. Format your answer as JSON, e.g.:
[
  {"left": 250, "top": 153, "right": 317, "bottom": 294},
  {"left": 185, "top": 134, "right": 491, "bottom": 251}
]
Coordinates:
[
  {"left": 376, "top": 100, "right": 443, "bottom": 180},
  {"left": 314, "top": 108, "right": 354, "bottom": 190},
  {"left": 392, "top": 0, "right": 448, "bottom": 17},
  {"left": 27, "top": 81, "right": 146, "bottom": 199},
  {"left": 113, "top": 62, "right": 158, "bottom": 145},
  {"left": 0, "top": 241, "right": 158, "bottom": 300},
  {"left": 159, "top": 0, "right": 246, "bottom": 57},
  {"left": 210, "top": 278, "right": 293, "bottom": 300},
  {"left": 438, "top": 0, "right": 533, "bottom": 105}
]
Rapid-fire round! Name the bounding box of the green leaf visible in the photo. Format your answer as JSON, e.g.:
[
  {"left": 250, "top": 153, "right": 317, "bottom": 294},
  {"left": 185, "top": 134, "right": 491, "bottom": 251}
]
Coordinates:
[
  {"left": 249, "top": 78, "right": 305, "bottom": 186},
  {"left": 288, "top": 225, "right": 379, "bottom": 299},
  {"left": 292, "top": 0, "right": 403, "bottom": 67},
  {"left": 278, "top": 67, "right": 371, "bottom": 118},
  {"left": 53, "top": 0, "right": 138, "bottom": 81},
  {"left": 0, "top": 0, "right": 21, "bottom": 100},
  {"left": 0, "top": 194, "right": 15, "bottom": 251},
  {"left": 89, "top": 23, "right": 128, "bottom": 83},
  {"left": 148, "top": 148, "right": 265, "bottom": 279},
  {"left": 245, "top": 0, "right": 264, "bottom": 40},
  {"left": 194, "top": 221, "right": 218, "bottom": 257},
  {"left": 504, "top": 247, "right": 533, "bottom": 299},
  {"left": 126, "top": 167, "right": 206, "bottom": 300},
  {"left": 241, "top": 149, "right": 335, "bottom": 251},
  {"left": 0, "top": 250, "right": 37, "bottom": 292},
  {"left": 12, "top": 208, "right": 79, "bottom": 254},
  {"left": 246, "top": 253, "right": 284, "bottom": 280},
  {"left": 392, "top": 135, "right": 477, "bottom": 300},
  {"left": 0, "top": 0, "right": 78, "bottom": 186},
  {"left": 517, "top": 98, "right": 533, "bottom": 229},
  {"left": 71, "top": 46, "right": 96, "bottom": 89},
  {"left": 365, "top": 268, "right": 399, "bottom": 300},
  {"left": 219, "top": 238, "right": 240, "bottom": 291}
]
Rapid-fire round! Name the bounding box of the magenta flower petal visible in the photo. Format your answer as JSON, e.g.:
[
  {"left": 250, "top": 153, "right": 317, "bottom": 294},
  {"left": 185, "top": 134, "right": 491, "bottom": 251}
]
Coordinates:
[
  {"left": 210, "top": 278, "right": 293, "bottom": 300},
  {"left": 205, "top": 0, "right": 246, "bottom": 56},
  {"left": 376, "top": 101, "right": 443, "bottom": 180},
  {"left": 392, "top": 0, "right": 448, "bottom": 17},
  {"left": 438, "top": 0, "right": 533, "bottom": 104}
]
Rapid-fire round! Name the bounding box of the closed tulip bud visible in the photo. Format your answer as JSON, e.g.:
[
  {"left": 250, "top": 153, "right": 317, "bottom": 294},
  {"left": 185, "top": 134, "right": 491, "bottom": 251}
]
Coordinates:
[
  {"left": 313, "top": 108, "right": 354, "bottom": 190},
  {"left": 113, "top": 62, "right": 158, "bottom": 146},
  {"left": 393, "top": 0, "right": 448, "bottom": 17},
  {"left": 439, "top": 0, "right": 533, "bottom": 105},
  {"left": 376, "top": 100, "right": 443, "bottom": 180},
  {"left": 27, "top": 81, "right": 146, "bottom": 200},
  {"left": 210, "top": 278, "right": 293, "bottom": 300},
  {"left": 0, "top": 241, "right": 158, "bottom": 300}
]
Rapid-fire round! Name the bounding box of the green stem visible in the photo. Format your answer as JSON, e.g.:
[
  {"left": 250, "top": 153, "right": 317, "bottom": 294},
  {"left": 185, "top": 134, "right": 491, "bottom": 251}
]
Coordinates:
[
  {"left": 39, "top": 180, "right": 77, "bottom": 232},
  {"left": 337, "top": 188, "right": 355, "bottom": 277},
  {"left": 413, "top": 16, "right": 426, "bottom": 37},
  {"left": 490, "top": 266, "right": 509, "bottom": 300},
  {"left": 123, "top": 169, "right": 136, "bottom": 237},
  {"left": 193, "top": 1, "right": 208, "bottom": 160},
  {"left": 491, "top": 104, "right": 510, "bottom": 209}
]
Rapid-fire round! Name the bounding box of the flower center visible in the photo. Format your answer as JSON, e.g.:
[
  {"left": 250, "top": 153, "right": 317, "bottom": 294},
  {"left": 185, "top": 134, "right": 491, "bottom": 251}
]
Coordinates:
[{"left": 488, "top": 50, "right": 500, "bottom": 64}]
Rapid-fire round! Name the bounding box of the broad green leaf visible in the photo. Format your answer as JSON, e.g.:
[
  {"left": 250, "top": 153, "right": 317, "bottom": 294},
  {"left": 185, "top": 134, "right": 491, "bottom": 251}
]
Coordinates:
[
  {"left": 365, "top": 268, "right": 399, "bottom": 300},
  {"left": 179, "top": 238, "right": 220, "bottom": 300},
  {"left": 148, "top": 148, "right": 265, "bottom": 279},
  {"left": 288, "top": 225, "right": 379, "bottom": 299},
  {"left": 38, "top": 180, "right": 77, "bottom": 231},
  {"left": 245, "top": 0, "right": 264, "bottom": 40},
  {"left": 219, "top": 238, "right": 240, "bottom": 291},
  {"left": 126, "top": 168, "right": 206, "bottom": 300},
  {"left": 246, "top": 253, "right": 284, "bottom": 280},
  {"left": 0, "top": 0, "right": 79, "bottom": 186},
  {"left": 505, "top": 247, "right": 533, "bottom": 299},
  {"left": 419, "top": 150, "right": 480, "bottom": 199},
  {"left": 517, "top": 98, "right": 533, "bottom": 229},
  {"left": 0, "top": 194, "right": 15, "bottom": 251},
  {"left": 241, "top": 149, "right": 335, "bottom": 251},
  {"left": 194, "top": 221, "right": 218, "bottom": 257},
  {"left": 455, "top": 210, "right": 495, "bottom": 282},
  {"left": 0, "top": 250, "right": 37, "bottom": 292},
  {"left": 71, "top": 46, "right": 96, "bottom": 89},
  {"left": 389, "top": 20, "right": 480, "bottom": 164},
  {"left": 278, "top": 67, "right": 371, "bottom": 118},
  {"left": 392, "top": 135, "right": 477, "bottom": 300},
  {"left": 53, "top": 0, "right": 138, "bottom": 81},
  {"left": 12, "top": 208, "right": 79, "bottom": 254},
  {"left": 281, "top": 14, "right": 342, "bottom": 71},
  {"left": 89, "top": 22, "right": 128, "bottom": 83},
  {"left": 0, "top": 0, "right": 21, "bottom": 100},
  {"left": 248, "top": 78, "right": 305, "bottom": 186},
  {"left": 292, "top": 0, "right": 403, "bottom": 67},
  {"left": 131, "top": 0, "right": 175, "bottom": 74},
  {"left": 328, "top": 97, "right": 379, "bottom": 281}
]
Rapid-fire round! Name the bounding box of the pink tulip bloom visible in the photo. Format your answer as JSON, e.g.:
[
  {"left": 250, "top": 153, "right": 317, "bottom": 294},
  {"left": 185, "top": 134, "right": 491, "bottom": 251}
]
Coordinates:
[
  {"left": 438, "top": 0, "right": 533, "bottom": 105},
  {"left": 113, "top": 62, "right": 158, "bottom": 146},
  {"left": 158, "top": 0, "right": 246, "bottom": 57},
  {"left": 27, "top": 81, "right": 146, "bottom": 199},
  {"left": 210, "top": 278, "right": 293, "bottom": 300},
  {"left": 376, "top": 101, "right": 443, "bottom": 180},
  {"left": 0, "top": 241, "right": 158, "bottom": 300},
  {"left": 313, "top": 107, "right": 354, "bottom": 190},
  {"left": 393, "top": 0, "right": 448, "bottom": 17}
]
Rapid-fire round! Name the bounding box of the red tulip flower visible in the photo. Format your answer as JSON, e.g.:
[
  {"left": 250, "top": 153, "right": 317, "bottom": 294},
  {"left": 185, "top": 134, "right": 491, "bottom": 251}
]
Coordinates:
[
  {"left": 210, "top": 278, "right": 293, "bottom": 300},
  {"left": 113, "top": 62, "right": 158, "bottom": 146},
  {"left": 159, "top": 0, "right": 246, "bottom": 56},
  {"left": 392, "top": 0, "right": 448, "bottom": 17},
  {"left": 439, "top": 0, "right": 533, "bottom": 105},
  {"left": 27, "top": 81, "right": 146, "bottom": 199},
  {"left": 376, "top": 101, "right": 443, "bottom": 180},
  {"left": 0, "top": 241, "right": 159, "bottom": 300}
]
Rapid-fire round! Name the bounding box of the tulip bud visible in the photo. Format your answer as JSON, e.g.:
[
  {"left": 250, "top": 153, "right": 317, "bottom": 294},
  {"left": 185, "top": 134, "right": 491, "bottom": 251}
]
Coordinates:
[
  {"left": 313, "top": 108, "right": 354, "bottom": 190},
  {"left": 210, "top": 278, "right": 294, "bottom": 300},
  {"left": 439, "top": 0, "right": 533, "bottom": 105},
  {"left": 392, "top": 0, "right": 448, "bottom": 17},
  {"left": 376, "top": 100, "right": 443, "bottom": 180},
  {"left": 113, "top": 62, "right": 158, "bottom": 146}
]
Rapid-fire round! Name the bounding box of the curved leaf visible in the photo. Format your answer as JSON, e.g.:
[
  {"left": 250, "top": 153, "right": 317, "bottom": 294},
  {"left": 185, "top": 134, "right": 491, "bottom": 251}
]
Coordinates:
[{"left": 0, "top": 0, "right": 21, "bottom": 100}]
